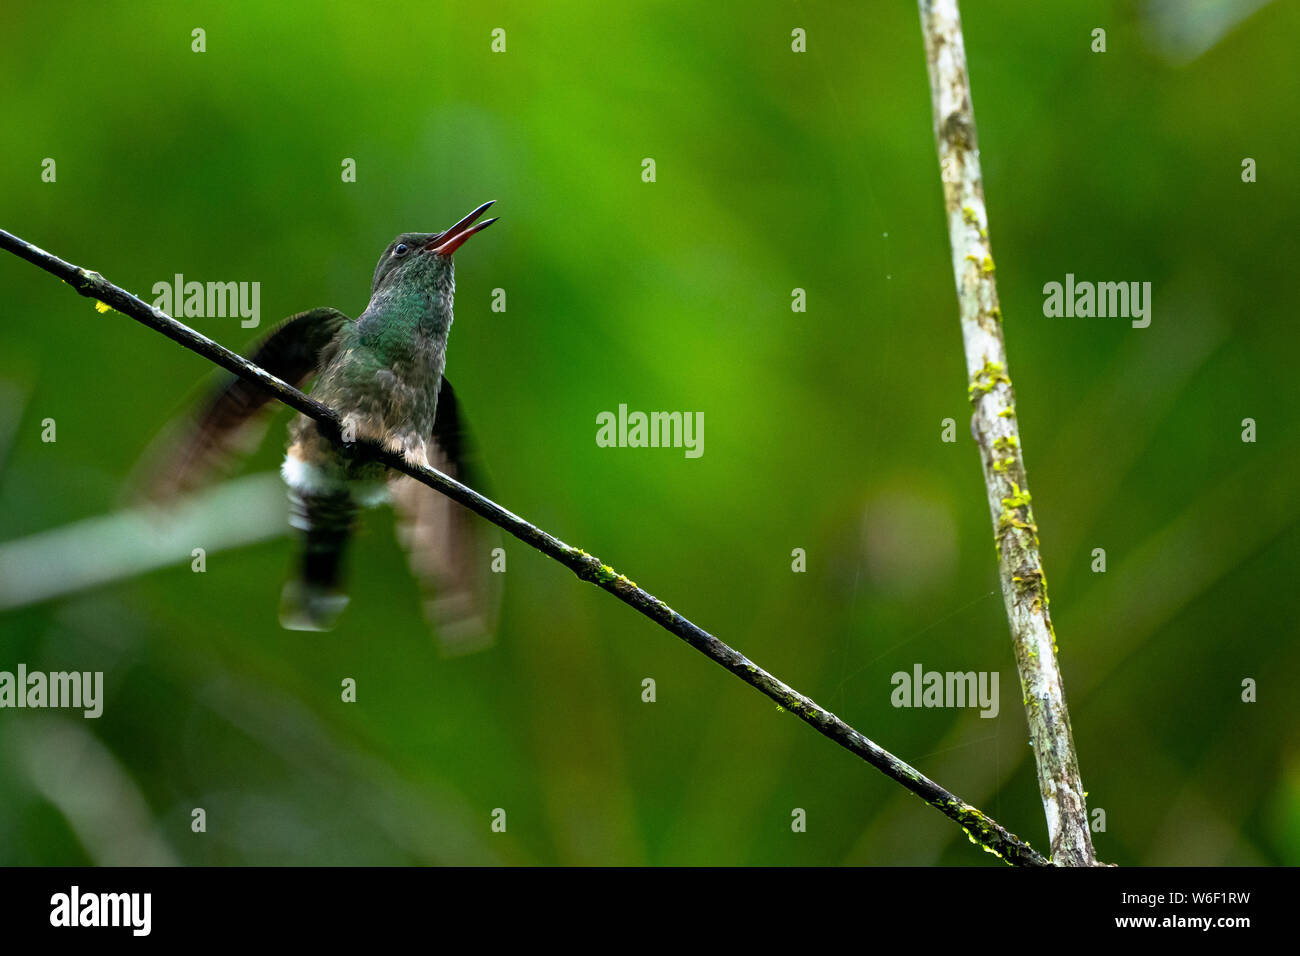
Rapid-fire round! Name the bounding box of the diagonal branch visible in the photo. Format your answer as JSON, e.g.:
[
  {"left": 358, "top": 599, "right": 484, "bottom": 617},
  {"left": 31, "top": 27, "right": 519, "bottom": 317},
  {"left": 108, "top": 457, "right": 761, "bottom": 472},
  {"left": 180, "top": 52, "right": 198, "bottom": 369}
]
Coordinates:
[
  {"left": 0, "top": 225, "right": 1049, "bottom": 866},
  {"left": 917, "top": 0, "right": 1097, "bottom": 865}
]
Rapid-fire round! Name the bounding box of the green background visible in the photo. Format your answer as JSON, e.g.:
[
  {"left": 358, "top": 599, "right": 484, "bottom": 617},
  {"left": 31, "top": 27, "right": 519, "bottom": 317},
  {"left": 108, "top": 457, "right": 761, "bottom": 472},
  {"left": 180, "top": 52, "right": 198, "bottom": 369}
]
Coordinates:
[{"left": 1, "top": 0, "right": 1296, "bottom": 865}]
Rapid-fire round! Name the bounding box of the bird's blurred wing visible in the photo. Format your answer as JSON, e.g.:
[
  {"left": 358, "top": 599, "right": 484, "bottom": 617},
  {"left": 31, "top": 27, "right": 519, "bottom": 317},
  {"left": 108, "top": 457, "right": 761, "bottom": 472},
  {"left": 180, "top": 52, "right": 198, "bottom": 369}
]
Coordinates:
[
  {"left": 132, "top": 307, "right": 349, "bottom": 501},
  {"left": 390, "top": 377, "right": 502, "bottom": 655}
]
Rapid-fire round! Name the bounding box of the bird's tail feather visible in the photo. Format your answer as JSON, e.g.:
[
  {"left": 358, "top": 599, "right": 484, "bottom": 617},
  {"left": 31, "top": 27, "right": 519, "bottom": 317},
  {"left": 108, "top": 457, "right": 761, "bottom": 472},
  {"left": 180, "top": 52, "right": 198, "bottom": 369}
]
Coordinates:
[{"left": 280, "top": 488, "right": 355, "bottom": 632}]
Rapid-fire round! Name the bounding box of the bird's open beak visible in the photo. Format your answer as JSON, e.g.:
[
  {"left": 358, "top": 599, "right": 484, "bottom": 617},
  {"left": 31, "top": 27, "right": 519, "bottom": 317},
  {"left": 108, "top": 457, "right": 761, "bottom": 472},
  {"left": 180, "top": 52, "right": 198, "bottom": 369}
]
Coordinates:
[{"left": 428, "top": 200, "right": 498, "bottom": 256}]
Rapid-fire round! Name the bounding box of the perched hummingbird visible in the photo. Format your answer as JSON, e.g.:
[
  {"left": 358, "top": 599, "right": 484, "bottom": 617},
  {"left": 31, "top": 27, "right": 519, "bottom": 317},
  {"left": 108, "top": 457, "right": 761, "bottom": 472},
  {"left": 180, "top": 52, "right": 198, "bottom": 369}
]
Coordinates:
[{"left": 141, "top": 201, "right": 501, "bottom": 647}]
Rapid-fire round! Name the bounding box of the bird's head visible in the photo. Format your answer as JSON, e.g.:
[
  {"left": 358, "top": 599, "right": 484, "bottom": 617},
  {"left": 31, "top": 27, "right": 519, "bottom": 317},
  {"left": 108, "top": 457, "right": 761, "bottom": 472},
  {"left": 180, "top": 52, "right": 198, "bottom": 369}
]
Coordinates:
[{"left": 370, "top": 200, "right": 498, "bottom": 296}]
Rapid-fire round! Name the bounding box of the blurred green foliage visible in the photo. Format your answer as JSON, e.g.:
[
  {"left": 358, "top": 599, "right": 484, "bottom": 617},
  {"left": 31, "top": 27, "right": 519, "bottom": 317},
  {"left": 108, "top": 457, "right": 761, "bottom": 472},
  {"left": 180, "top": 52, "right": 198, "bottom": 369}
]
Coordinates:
[{"left": 0, "top": 0, "right": 1297, "bottom": 865}]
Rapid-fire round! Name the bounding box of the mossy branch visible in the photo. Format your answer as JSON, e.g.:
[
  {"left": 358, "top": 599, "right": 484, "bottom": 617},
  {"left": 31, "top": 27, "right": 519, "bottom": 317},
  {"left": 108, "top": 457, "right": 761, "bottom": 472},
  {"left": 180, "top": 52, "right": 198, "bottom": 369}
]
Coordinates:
[
  {"left": 918, "top": 0, "right": 1098, "bottom": 865},
  {"left": 0, "top": 225, "right": 1050, "bottom": 866}
]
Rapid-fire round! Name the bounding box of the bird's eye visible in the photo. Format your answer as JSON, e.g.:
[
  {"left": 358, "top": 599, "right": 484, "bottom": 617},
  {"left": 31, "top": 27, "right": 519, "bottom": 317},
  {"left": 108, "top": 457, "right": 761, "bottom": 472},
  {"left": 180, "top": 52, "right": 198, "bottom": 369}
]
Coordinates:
[{"left": 393, "top": 243, "right": 409, "bottom": 257}]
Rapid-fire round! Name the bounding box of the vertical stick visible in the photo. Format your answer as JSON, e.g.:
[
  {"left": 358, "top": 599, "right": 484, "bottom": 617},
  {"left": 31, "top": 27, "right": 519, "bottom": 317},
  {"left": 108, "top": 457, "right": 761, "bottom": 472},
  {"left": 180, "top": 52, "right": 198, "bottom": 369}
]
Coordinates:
[{"left": 917, "top": 0, "right": 1097, "bottom": 865}]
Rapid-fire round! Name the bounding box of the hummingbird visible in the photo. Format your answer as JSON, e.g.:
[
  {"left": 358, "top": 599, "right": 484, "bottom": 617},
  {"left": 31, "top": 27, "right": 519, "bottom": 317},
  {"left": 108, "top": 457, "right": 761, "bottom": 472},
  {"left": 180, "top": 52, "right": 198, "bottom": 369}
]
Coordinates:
[{"left": 140, "top": 200, "right": 501, "bottom": 648}]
